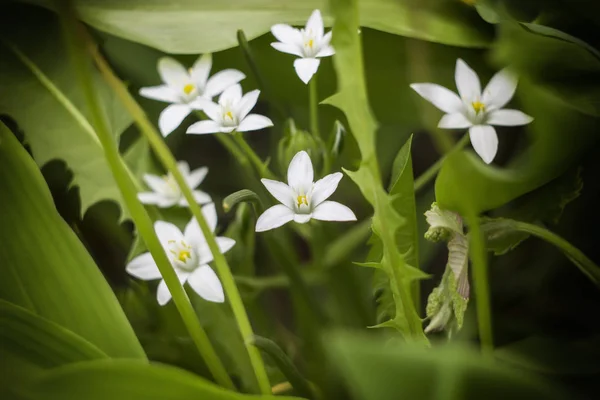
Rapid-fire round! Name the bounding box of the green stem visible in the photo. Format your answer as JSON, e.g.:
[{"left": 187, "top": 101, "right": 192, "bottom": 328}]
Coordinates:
[
  {"left": 232, "top": 131, "right": 276, "bottom": 179},
  {"left": 85, "top": 32, "right": 271, "bottom": 394},
  {"left": 309, "top": 77, "right": 320, "bottom": 139},
  {"left": 56, "top": 3, "right": 233, "bottom": 388},
  {"left": 465, "top": 213, "right": 493, "bottom": 357},
  {"left": 485, "top": 219, "right": 600, "bottom": 286},
  {"left": 414, "top": 133, "right": 470, "bottom": 193}
]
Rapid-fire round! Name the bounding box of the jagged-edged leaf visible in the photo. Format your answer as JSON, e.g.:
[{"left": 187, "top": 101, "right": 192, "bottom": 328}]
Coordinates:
[
  {"left": 17, "top": 359, "right": 302, "bottom": 400},
  {"left": 0, "top": 5, "right": 132, "bottom": 218},
  {"left": 0, "top": 122, "right": 145, "bottom": 359},
  {"left": 20, "top": 0, "right": 491, "bottom": 54},
  {"left": 325, "top": 0, "right": 427, "bottom": 341}
]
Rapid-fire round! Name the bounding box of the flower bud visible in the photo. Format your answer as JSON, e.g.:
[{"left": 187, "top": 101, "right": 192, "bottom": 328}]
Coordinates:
[{"left": 277, "top": 119, "right": 322, "bottom": 174}]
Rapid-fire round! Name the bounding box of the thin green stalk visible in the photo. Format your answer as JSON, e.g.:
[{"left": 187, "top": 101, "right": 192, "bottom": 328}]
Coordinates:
[
  {"left": 414, "top": 133, "right": 470, "bottom": 193},
  {"left": 465, "top": 213, "right": 493, "bottom": 357},
  {"left": 85, "top": 31, "right": 271, "bottom": 394},
  {"left": 56, "top": 3, "right": 233, "bottom": 388},
  {"left": 309, "top": 77, "right": 320, "bottom": 139},
  {"left": 232, "top": 131, "right": 276, "bottom": 179},
  {"left": 485, "top": 219, "right": 600, "bottom": 286}
]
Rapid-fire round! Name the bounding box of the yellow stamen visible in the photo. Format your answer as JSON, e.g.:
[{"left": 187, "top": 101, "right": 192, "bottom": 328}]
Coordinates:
[
  {"left": 297, "top": 195, "right": 308, "bottom": 207},
  {"left": 472, "top": 101, "right": 485, "bottom": 114},
  {"left": 307, "top": 39, "right": 314, "bottom": 48},
  {"left": 177, "top": 250, "right": 191, "bottom": 263},
  {"left": 183, "top": 83, "right": 195, "bottom": 95},
  {"left": 225, "top": 111, "right": 234, "bottom": 120}
]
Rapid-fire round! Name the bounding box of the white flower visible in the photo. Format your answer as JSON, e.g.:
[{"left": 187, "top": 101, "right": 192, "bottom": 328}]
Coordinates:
[
  {"left": 270, "top": 9, "right": 335, "bottom": 84},
  {"left": 126, "top": 203, "right": 234, "bottom": 305},
  {"left": 186, "top": 84, "right": 273, "bottom": 135},
  {"left": 410, "top": 59, "right": 533, "bottom": 164},
  {"left": 255, "top": 151, "right": 356, "bottom": 232},
  {"left": 139, "top": 54, "right": 245, "bottom": 137},
  {"left": 138, "top": 161, "right": 211, "bottom": 208}
]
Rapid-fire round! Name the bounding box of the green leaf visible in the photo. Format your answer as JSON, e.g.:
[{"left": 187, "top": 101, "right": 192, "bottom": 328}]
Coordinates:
[
  {"left": 17, "top": 359, "right": 302, "bottom": 400},
  {"left": 0, "top": 6, "right": 133, "bottom": 218},
  {"left": 326, "top": 333, "right": 568, "bottom": 400},
  {"left": 0, "top": 122, "right": 145, "bottom": 359},
  {"left": 325, "top": 0, "right": 427, "bottom": 342},
  {"left": 485, "top": 167, "right": 583, "bottom": 255},
  {"left": 0, "top": 299, "right": 108, "bottom": 369},
  {"left": 21, "top": 0, "right": 491, "bottom": 54}
]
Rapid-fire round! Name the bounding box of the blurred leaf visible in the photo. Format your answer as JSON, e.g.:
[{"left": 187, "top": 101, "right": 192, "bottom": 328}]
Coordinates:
[
  {"left": 0, "top": 121, "right": 145, "bottom": 359},
  {"left": 485, "top": 167, "right": 583, "bottom": 255},
  {"left": 436, "top": 81, "right": 598, "bottom": 214},
  {"left": 21, "top": 0, "right": 491, "bottom": 54},
  {"left": 326, "top": 332, "right": 568, "bottom": 400},
  {"left": 17, "top": 359, "right": 302, "bottom": 400},
  {"left": 0, "top": 6, "right": 133, "bottom": 218}
]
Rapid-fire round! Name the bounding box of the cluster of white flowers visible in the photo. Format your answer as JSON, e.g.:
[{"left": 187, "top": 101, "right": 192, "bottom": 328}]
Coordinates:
[{"left": 128, "top": 9, "right": 534, "bottom": 307}]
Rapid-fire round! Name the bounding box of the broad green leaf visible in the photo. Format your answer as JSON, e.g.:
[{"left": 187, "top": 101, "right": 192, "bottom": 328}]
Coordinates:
[
  {"left": 0, "top": 122, "right": 145, "bottom": 359},
  {"left": 21, "top": 0, "right": 491, "bottom": 54},
  {"left": 485, "top": 167, "right": 583, "bottom": 255},
  {"left": 0, "top": 6, "right": 133, "bottom": 218},
  {"left": 326, "top": 333, "right": 568, "bottom": 400},
  {"left": 435, "top": 80, "right": 598, "bottom": 215},
  {"left": 325, "top": 0, "right": 427, "bottom": 340},
  {"left": 18, "top": 359, "right": 302, "bottom": 400}
]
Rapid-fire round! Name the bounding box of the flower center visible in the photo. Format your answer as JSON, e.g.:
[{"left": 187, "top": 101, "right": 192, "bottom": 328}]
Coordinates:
[
  {"left": 297, "top": 195, "right": 309, "bottom": 207},
  {"left": 162, "top": 174, "right": 181, "bottom": 196},
  {"left": 167, "top": 239, "right": 197, "bottom": 271},
  {"left": 471, "top": 101, "right": 486, "bottom": 114},
  {"left": 221, "top": 107, "right": 238, "bottom": 127},
  {"left": 307, "top": 39, "right": 314, "bottom": 48},
  {"left": 183, "top": 83, "right": 195, "bottom": 95}
]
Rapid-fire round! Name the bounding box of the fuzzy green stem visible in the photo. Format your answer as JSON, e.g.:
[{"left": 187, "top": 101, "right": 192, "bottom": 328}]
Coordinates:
[
  {"left": 414, "top": 133, "right": 470, "bottom": 193},
  {"left": 309, "top": 77, "right": 320, "bottom": 139},
  {"left": 232, "top": 131, "right": 276, "bottom": 179},
  {"left": 56, "top": 3, "right": 233, "bottom": 388},
  {"left": 465, "top": 213, "right": 493, "bottom": 357},
  {"left": 85, "top": 32, "right": 271, "bottom": 394}
]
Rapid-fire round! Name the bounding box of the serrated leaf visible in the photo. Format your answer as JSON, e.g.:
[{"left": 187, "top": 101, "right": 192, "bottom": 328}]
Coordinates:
[
  {"left": 0, "top": 6, "right": 133, "bottom": 219},
  {"left": 0, "top": 122, "right": 145, "bottom": 360}
]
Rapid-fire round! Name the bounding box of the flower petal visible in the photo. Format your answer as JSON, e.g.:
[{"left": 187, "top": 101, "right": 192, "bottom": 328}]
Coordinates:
[
  {"left": 154, "top": 221, "right": 184, "bottom": 249},
  {"left": 183, "top": 203, "right": 218, "bottom": 248},
  {"left": 294, "top": 214, "right": 312, "bottom": 224},
  {"left": 410, "top": 83, "right": 463, "bottom": 114},
  {"left": 237, "top": 114, "right": 273, "bottom": 132},
  {"left": 271, "top": 24, "right": 302, "bottom": 44},
  {"left": 138, "top": 192, "right": 178, "bottom": 208},
  {"left": 306, "top": 9, "right": 324, "bottom": 38},
  {"left": 455, "top": 58, "right": 481, "bottom": 101},
  {"left": 316, "top": 45, "right": 335, "bottom": 58},
  {"left": 287, "top": 150, "right": 313, "bottom": 193},
  {"left": 482, "top": 68, "right": 517, "bottom": 110},
  {"left": 255, "top": 204, "right": 294, "bottom": 232},
  {"left": 187, "top": 265, "right": 225, "bottom": 303},
  {"left": 179, "top": 190, "right": 212, "bottom": 206},
  {"left": 195, "top": 236, "right": 236, "bottom": 265},
  {"left": 186, "top": 166, "right": 208, "bottom": 188},
  {"left": 176, "top": 161, "right": 190, "bottom": 176},
  {"left": 158, "top": 57, "right": 189, "bottom": 88},
  {"left": 143, "top": 174, "right": 168, "bottom": 193},
  {"left": 486, "top": 109, "right": 533, "bottom": 126},
  {"left": 271, "top": 42, "right": 303, "bottom": 57},
  {"left": 158, "top": 104, "right": 191, "bottom": 137},
  {"left": 204, "top": 69, "right": 246, "bottom": 99},
  {"left": 469, "top": 125, "right": 498, "bottom": 164},
  {"left": 218, "top": 84, "right": 242, "bottom": 105},
  {"left": 311, "top": 172, "right": 343, "bottom": 207},
  {"left": 236, "top": 90, "right": 260, "bottom": 120},
  {"left": 261, "top": 179, "right": 295, "bottom": 209},
  {"left": 190, "top": 53, "right": 212, "bottom": 89},
  {"left": 438, "top": 113, "right": 472, "bottom": 129},
  {"left": 156, "top": 274, "right": 189, "bottom": 306},
  {"left": 186, "top": 120, "right": 222, "bottom": 135},
  {"left": 200, "top": 101, "right": 222, "bottom": 122},
  {"left": 139, "top": 85, "right": 178, "bottom": 103},
  {"left": 312, "top": 201, "right": 357, "bottom": 221},
  {"left": 126, "top": 253, "right": 161, "bottom": 280},
  {"left": 293, "top": 58, "right": 320, "bottom": 84}
]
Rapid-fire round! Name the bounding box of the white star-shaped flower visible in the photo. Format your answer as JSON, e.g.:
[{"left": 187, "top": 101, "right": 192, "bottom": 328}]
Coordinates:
[
  {"left": 270, "top": 9, "right": 335, "bottom": 84},
  {"left": 126, "top": 203, "right": 234, "bottom": 305},
  {"left": 255, "top": 151, "right": 356, "bottom": 232},
  {"left": 137, "top": 161, "right": 211, "bottom": 208},
  {"left": 186, "top": 84, "right": 273, "bottom": 135},
  {"left": 410, "top": 59, "right": 534, "bottom": 164},
  {"left": 140, "top": 54, "right": 245, "bottom": 137}
]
